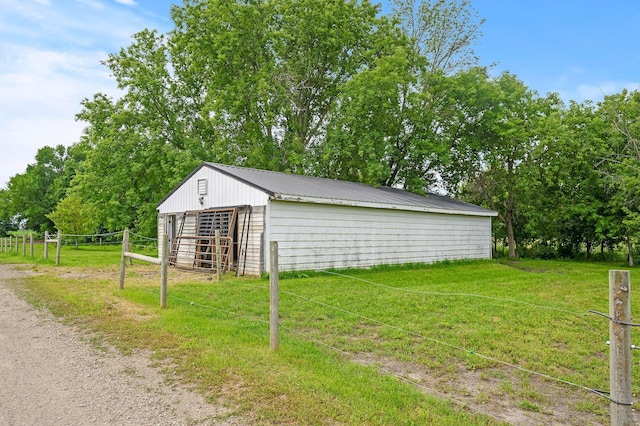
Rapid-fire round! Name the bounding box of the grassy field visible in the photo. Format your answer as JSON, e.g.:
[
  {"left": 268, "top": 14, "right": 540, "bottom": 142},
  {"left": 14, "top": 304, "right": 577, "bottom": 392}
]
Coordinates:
[{"left": 0, "top": 244, "right": 636, "bottom": 425}]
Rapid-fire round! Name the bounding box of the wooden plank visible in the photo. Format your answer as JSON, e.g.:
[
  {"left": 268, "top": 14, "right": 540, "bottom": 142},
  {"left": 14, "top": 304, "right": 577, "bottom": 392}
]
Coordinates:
[
  {"left": 125, "top": 251, "right": 161, "bottom": 265},
  {"left": 270, "top": 241, "right": 279, "bottom": 351},
  {"left": 160, "top": 234, "right": 168, "bottom": 308}
]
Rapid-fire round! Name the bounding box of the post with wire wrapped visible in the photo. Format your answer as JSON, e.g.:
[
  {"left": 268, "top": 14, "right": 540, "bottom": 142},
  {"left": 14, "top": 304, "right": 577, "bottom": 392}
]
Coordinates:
[{"left": 609, "top": 270, "right": 633, "bottom": 426}]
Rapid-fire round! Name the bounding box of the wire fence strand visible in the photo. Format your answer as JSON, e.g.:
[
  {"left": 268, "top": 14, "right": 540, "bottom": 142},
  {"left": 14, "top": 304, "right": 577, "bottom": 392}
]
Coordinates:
[
  {"left": 165, "top": 282, "right": 614, "bottom": 405},
  {"left": 320, "top": 270, "right": 588, "bottom": 317}
]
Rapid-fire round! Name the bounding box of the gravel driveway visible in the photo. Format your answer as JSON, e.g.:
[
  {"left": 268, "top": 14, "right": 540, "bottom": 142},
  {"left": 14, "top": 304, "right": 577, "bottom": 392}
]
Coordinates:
[{"left": 0, "top": 264, "right": 243, "bottom": 426}]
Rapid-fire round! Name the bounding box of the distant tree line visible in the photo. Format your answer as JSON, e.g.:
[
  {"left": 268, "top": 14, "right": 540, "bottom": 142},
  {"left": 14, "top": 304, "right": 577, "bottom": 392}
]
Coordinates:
[{"left": 1, "top": 0, "right": 639, "bottom": 263}]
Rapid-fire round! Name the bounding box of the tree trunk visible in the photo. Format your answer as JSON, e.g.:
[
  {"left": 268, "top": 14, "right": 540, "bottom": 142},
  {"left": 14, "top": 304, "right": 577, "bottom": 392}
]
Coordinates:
[
  {"left": 506, "top": 217, "right": 516, "bottom": 258},
  {"left": 627, "top": 235, "right": 634, "bottom": 267},
  {"left": 505, "top": 159, "right": 517, "bottom": 259}
]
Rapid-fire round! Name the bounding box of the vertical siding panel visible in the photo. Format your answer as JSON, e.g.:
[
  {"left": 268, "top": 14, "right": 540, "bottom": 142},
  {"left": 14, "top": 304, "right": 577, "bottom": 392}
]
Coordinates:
[
  {"left": 157, "top": 214, "right": 165, "bottom": 258},
  {"left": 269, "top": 201, "right": 492, "bottom": 272}
]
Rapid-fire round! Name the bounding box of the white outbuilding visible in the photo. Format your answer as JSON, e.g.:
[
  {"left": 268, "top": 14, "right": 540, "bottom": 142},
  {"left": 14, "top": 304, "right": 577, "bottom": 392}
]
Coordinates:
[{"left": 156, "top": 162, "right": 498, "bottom": 275}]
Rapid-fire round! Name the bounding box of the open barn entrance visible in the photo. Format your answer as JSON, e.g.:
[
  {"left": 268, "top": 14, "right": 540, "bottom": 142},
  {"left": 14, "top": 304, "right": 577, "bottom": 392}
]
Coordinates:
[{"left": 168, "top": 206, "right": 251, "bottom": 274}]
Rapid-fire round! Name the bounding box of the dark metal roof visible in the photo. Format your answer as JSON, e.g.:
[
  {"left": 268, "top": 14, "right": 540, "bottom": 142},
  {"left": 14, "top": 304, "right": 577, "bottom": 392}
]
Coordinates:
[{"left": 205, "top": 162, "right": 497, "bottom": 216}]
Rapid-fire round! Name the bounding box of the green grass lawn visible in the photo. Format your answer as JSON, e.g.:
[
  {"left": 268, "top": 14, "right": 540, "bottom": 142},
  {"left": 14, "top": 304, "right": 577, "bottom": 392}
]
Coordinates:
[{"left": 0, "top": 246, "right": 634, "bottom": 425}]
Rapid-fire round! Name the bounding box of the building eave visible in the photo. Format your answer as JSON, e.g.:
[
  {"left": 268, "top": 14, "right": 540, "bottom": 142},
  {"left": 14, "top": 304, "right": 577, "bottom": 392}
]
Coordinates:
[{"left": 271, "top": 194, "right": 499, "bottom": 217}]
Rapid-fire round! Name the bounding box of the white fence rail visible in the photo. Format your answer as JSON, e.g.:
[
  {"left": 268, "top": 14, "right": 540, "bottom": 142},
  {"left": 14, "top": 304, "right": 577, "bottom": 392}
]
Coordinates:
[{"left": 119, "top": 229, "right": 169, "bottom": 308}]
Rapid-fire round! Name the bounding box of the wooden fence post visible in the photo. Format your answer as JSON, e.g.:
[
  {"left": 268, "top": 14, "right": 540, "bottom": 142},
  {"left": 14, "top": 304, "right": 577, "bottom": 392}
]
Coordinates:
[
  {"left": 44, "top": 231, "right": 49, "bottom": 260},
  {"left": 609, "top": 270, "right": 633, "bottom": 426},
  {"left": 160, "top": 233, "right": 168, "bottom": 308},
  {"left": 30, "top": 233, "right": 34, "bottom": 257},
  {"left": 126, "top": 231, "right": 133, "bottom": 266},
  {"left": 119, "top": 229, "right": 129, "bottom": 290},
  {"left": 22, "top": 234, "right": 26, "bottom": 256},
  {"left": 215, "top": 230, "right": 221, "bottom": 281},
  {"left": 9, "top": 236, "right": 13, "bottom": 252},
  {"left": 55, "top": 230, "right": 62, "bottom": 266},
  {"left": 270, "top": 241, "right": 279, "bottom": 351}
]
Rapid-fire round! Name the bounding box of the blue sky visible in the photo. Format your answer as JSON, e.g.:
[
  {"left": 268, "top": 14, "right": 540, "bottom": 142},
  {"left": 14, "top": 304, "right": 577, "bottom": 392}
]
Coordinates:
[{"left": 1, "top": 0, "right": 638, "bottom": 188}]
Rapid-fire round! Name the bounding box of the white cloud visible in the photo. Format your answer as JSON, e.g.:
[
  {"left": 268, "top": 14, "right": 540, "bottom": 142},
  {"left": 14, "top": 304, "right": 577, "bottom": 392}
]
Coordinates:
[
  {"left": 0, "top": 0, "right": 168, "bottom": 188},
  {"left": 114, "top": 0, "right": 138, "bottom": 6},
  {"left": 0, "top": 44, "right": 118, "bottom": 186}
]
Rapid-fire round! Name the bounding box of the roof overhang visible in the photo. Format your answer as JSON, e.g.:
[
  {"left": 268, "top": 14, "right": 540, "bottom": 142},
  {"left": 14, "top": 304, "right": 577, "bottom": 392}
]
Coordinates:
[{"left": 271, "top": 194, "right": 499, "bottom": 217}]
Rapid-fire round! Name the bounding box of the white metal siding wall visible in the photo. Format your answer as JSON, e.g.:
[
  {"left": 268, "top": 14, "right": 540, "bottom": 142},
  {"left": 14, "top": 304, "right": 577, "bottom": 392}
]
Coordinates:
[
  {"left": 157, "top": 167, "right": 270, "bottom": 214},
  {"left": 268, "top": 201, "right": 492, "bottom": 272}
]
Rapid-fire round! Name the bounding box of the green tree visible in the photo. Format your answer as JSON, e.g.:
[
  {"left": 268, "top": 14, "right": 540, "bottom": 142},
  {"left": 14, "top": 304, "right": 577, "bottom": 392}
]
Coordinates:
[
  {"left": 320, "top": 0, "right": 486, "bottom": 192},
  {"left": 6, "top": 145, "right": 80, "bottom": 232},
  {"left": 74, "top": 0, "right": 490, "bottom": 232},
  {"left": 74, "top": 92, "right": 196, "bottom": 235},
  {"left": 530, "top": 100, "right": 616, "bottom": 258},
  {"left": 0, "top": 189, "right": 18, "bottom": 236},
  {"left": 392, "top": 0, "right": 484, "bottom": 74},
  {"left": 47, "top": 194, "right": 97, "bottom": 249},
  {"left": 598, "top": 90, "right": 640, "bottom": 265},
  {"left": 458, "top": 73, "right": 563, "bottom": 258},
  {"left": 170, "top": 0, "right": 403, "bottom": 172},
  {"left": 74, "top": 0, "right": 411, "bottom": 232}
]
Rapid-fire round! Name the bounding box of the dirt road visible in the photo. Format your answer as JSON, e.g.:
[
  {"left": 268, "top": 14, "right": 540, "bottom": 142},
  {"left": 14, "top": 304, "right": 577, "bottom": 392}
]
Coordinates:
[{"left": 0, "top": 264, "right": 242, "bottom": 426}]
